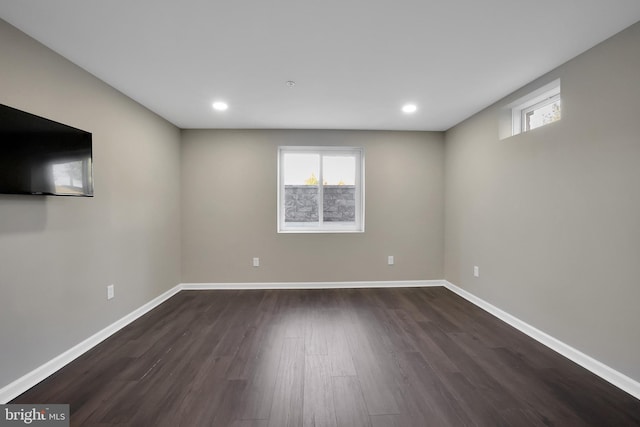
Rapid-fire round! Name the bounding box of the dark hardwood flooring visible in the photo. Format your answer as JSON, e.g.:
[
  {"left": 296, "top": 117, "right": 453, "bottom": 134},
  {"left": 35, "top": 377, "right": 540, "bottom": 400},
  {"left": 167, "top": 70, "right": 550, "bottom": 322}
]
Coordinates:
[{"left": 12, "top": 287, "right": 640, "bottom": 426}]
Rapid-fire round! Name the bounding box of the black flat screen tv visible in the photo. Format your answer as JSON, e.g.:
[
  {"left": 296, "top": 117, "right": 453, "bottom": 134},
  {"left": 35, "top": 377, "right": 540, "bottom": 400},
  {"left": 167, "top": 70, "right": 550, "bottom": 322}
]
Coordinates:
[{"left": 0, "top": 104, "right": 93, "bottom": 197}]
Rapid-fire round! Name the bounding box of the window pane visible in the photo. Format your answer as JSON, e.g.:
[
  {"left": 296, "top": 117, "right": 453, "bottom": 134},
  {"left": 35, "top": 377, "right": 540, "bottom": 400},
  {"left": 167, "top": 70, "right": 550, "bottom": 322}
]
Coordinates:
[
  {"left": 323, "top": 155, "right": 356, "bottom": 222},
  {"left": 283, "top": 153, "right": 319, "bottom": 185},
  {"left": 322, "top": 155, "right": 355, "bottom": 185},
  {"left": 525, "top": 99, "right": 561, "bottom": 131},
  {"left": 284, "top": 153, "right": 319, "bottom": 224}
]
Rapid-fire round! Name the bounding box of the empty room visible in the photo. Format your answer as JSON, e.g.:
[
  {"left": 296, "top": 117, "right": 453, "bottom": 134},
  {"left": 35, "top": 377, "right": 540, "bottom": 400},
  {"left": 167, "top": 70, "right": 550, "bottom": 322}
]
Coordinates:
[{"left": 1, "top": 1, "right": 639, "bottom": 426}]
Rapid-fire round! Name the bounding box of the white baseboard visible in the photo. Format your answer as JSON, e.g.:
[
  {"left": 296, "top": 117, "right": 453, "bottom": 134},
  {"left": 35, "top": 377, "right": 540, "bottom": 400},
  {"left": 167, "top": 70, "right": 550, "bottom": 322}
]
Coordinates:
[
  {"left": 443, "top": 280, "right": 640, "bottom": 400},
  {"left": 0, "top": 284, "right": 182, "bottom": 404},
  {"left": 181, "top": 279, "right": 444, "bottom": 290}
]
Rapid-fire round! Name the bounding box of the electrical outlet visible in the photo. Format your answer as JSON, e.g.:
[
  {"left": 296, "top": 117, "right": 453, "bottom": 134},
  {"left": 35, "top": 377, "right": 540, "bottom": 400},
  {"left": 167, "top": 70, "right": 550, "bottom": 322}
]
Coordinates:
[
  {"left": 107, "top": 284, "right": 115, "bottom": 300},
  {"left": 253, "top": 257, "right": 260, "bottom": 267},
  {"left": 473, "top": 266, "right": 479, "bottom": 278},
  {"left": 388, "top": 255, "right": 394, "bottom": 265}
]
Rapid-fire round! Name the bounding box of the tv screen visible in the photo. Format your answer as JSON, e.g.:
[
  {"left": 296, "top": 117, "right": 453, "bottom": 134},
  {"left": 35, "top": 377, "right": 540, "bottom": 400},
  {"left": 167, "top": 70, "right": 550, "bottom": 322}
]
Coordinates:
[{"left": 0, "top": 104, "right": 93, "bottom": 197}]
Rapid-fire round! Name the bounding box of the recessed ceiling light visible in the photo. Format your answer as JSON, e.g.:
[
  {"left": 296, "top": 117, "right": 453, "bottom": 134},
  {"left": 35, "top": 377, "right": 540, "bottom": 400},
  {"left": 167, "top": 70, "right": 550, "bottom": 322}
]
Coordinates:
[
  {"left": 402, "top": 104, "right": 417, "bottom": 113},
  {"left": 212, "top": 101, "right": 228, "bottom": 111}
]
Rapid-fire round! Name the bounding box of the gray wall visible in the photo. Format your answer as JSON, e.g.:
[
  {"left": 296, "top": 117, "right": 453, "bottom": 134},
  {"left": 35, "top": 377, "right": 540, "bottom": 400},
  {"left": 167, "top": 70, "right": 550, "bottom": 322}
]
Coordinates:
[
  {"left": 0, "top": 20, "right": 182, "bottom": 388},
  {"left": 181, "top": 130, "right": 444, "bottom": 283},
  {"left": 444, "top": 22, "right": 640, "bottom": 380}
]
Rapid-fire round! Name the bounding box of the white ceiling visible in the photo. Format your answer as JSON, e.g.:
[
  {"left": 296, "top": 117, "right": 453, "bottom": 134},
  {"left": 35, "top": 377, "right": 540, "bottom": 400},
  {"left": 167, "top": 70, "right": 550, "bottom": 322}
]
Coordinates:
[{"left": 1, "top": 1, "right": 640, "bottom": 131}]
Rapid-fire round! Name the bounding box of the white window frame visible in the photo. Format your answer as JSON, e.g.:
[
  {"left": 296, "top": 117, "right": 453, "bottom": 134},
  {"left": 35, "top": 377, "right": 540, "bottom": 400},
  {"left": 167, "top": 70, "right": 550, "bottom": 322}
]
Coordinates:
[
  {"left": 277, "top": 146, "right": 365, "bottom": 233},
  {"left": 520, "top": 92, "right": 561, "bottom": 132},
  {"left": 510, "top": 79, "right": 561, "bottom": 136}
]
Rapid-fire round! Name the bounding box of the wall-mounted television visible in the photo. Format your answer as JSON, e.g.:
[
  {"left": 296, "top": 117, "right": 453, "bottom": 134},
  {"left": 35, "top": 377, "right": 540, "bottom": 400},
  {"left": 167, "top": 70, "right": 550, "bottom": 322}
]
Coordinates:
[{"left": 0, "top": 104, "right": 93, "bottom": 197}]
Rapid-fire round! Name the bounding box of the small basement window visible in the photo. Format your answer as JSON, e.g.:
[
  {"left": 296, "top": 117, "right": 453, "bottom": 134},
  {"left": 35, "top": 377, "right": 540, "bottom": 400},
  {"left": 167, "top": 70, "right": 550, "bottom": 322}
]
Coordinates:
[
  {"left": 505, "top": 79, "right": 561, "bottom": 137},
  {"left": 500, "top": 79, "right": 562, "bottom": 139}
]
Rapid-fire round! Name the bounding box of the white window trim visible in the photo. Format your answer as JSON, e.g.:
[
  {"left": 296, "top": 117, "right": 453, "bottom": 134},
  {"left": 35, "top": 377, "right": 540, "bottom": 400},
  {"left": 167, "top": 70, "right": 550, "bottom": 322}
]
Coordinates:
[
  {"left": 277, "top": 146, "right": 365, "bottom": 233},
  {"left": 507, "top": 79, "right": 561, "bottom": 137},
  {"left": 520, "top": 92, "right": 561, "bottom": 132}
]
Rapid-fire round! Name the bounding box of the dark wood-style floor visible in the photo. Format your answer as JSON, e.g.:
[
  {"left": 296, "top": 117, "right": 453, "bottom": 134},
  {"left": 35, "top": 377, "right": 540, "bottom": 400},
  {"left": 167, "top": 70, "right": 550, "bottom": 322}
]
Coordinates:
[{"left": 12, "top": 288, "right": 640, "bottom": 426}]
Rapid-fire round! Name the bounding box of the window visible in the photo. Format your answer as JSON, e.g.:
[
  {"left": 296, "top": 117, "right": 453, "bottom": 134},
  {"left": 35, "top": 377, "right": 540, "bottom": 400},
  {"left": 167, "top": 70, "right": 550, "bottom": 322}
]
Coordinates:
[
  {"left": 278, "top": 146, "right": 364, "bottom": 233},
  {"left": 509, "top": 79, "right": 561, "bottom": 136},
  {"left": 520, "top": 93, "right": 561, "bottom": 132}
]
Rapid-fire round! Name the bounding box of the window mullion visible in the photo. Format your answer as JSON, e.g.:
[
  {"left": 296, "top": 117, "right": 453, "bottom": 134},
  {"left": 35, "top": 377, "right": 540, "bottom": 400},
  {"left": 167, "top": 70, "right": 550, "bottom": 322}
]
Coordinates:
[
  {"left": 355, "top": 152, "right": 361, "bottom": 229},
  {"left": 318, "top": 153, "right": 324, "bottom": 227},
  {"left": 278, "top": 149, "right": 285, "bottom": 231}
]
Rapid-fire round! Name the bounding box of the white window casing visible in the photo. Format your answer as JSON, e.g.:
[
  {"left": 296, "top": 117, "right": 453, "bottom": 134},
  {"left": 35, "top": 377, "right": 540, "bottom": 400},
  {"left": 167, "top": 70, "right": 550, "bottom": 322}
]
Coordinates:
[{"left": 277, "top": 146, "right": 365, "bottom": 233}]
